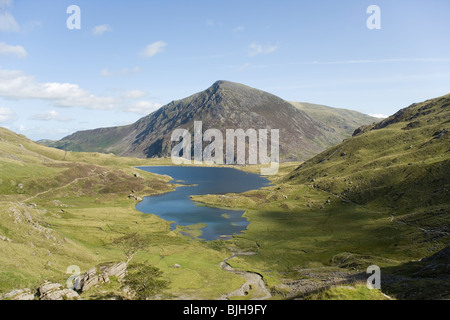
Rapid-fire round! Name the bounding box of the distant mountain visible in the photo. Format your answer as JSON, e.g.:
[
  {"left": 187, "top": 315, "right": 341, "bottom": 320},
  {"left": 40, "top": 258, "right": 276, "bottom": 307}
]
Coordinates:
[
  {"left": 45, "top": 81, "right": 374, "bottom": 161},
  {"left": 289, "top": 102, "right": 378, "bottom": 147}
]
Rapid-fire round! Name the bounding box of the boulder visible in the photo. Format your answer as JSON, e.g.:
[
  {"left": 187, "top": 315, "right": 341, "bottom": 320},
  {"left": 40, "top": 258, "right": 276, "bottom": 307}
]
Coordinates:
[
  {"left": 100, "top": 262, "right": 127, "bottom": 279},
  {"left": 1, "top": 289, "right": 35, "bottom": 300},
  {"left": 38, "top": 282, "right": 62, "bottom": 296},
  {"left": 73, "top": 262, "right": 127, "bottom": 292},
  {"left": 38, "top": 282, "right": 80, "bottom": 300},
  {"left": 41, "top": 289, "right": 80, "bottom": 301},
  {"left": 73, "top": 268, "right": 99, "bottom": 292}
]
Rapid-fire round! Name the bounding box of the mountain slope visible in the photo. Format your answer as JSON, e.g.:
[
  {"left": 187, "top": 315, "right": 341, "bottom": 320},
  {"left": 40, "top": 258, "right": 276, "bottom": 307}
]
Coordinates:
[
  {"left": 289, "top": 102, "right": 379, "bottom": 147},
  {"left": 287, "top": 93, "right": 450, "bottom": 220},
  {"left": 0, "top": 127, "right": 175, "bottom": 294},
  {"left": 47, "top": 81, "right": 369, "bottom": 161}
]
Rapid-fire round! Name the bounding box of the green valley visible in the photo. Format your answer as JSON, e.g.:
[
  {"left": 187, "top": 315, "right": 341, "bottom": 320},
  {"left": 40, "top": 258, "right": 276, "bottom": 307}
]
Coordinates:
[{"left": 1, "top": 93, "right": 449, "bottom": 300}]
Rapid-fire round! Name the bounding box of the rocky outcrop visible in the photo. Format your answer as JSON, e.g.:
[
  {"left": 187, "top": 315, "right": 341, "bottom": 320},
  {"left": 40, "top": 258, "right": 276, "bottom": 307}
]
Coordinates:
[
  {"left": 128, "top": 193, "right": 143, "bottom": 201},
  {"left": 1, "top": 261, "right": 127, "bottom": 300},
  {"left": 73, "top": 262, "right": 127, "bottom": 292},
  {"left": 38, "top": 282, "right": 80, "bottom": 300},
  {"left": 1, "top": 289, "right": 35, "bottom": 300}
]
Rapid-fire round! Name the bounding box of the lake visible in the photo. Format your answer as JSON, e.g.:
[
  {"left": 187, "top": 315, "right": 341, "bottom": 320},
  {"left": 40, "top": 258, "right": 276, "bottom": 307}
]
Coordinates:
[{"left": 135, "top": 166, "right": 271, "bottom": 241}]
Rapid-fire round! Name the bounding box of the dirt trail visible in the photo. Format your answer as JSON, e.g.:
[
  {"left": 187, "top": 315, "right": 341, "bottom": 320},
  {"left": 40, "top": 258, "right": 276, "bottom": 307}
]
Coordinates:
[
  {"left": 22, "top": 170, "right": 109, "bottom": 203},
  {"left": 219, "top": 252, "right": 272, "bottom": 300}
]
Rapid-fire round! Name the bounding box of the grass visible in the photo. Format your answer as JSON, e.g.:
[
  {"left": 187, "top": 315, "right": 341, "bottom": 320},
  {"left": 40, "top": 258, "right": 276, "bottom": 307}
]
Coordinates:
[
  {"left": 1, "top": 93, "right": 449, "bottom": 300},
  {"left": 0, "top": 128, "right": 246, "bottom": 299},
  {"left": 305, "top": 283, "right": 390, "bottom": 300}
]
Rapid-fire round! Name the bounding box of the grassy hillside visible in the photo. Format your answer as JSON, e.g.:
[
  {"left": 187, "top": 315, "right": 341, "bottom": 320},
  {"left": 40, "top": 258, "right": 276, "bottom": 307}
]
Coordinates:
[
  {"left": 0, "top": 128, "right": 246, "bottom": 299},
  {"left": 288, "top": 94, "right": 450, "bottom": 215},
  {"left": 192, "top": 94, "right": 450, "bottom": 299},
  {"left": 289, "top": 102, "right": 379, "bottom": 147}
]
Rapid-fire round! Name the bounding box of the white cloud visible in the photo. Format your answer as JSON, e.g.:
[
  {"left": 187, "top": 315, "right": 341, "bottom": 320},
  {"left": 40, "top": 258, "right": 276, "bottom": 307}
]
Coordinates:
[
  {"left": 32, "top": 110, "right": 71, "bottom": 122},
  {"left": 99, "top": 69, "right": 114, "bottom": 77},
  {"left": 369, "top": 113, "right": 389, "bottom": 119},
  {"left": 0, "top": 0, "right": 18, "bottom": 32},
  {"left": 92, "top": 24, "right": 112, "bottom": 36},
  {"left": 233, "top": 26, "right": 244, "bottom": 32},
  {"left": 248, "top": 42, "right": 278, "bottom": 57},
  {"left": 0, "top": 10, "right": 19, "bottom": 32},
  {"left": 122, "top": 90, "right": 147, "bottom": 99},
  {"left": 0, "top": 69, "right": 117, "bottom": 110},
  {"left": 311, "top": 58, "right": 450, "bottom": 65},
  {"left": 0, "top": 106, "right": 16, "bottom": 122},
  {"left": 22, "top": 20, "right": 42, "bottom": 32},
  {"left": 206, "top": 19, "right": 215, "bottom": 27},
  {"left": 0, "top": 42, "right": 27, "bottom": 58},
  {"left": 0, "top": 0, "right": 13, "bottom": 8},
  {"left": 100, "top": 66, "right": 141, "bottom": 77},
  {"left": 124, "top": 101, "right": 162, "bottom": 115},
  {"left": 140, "top": 41, "right": 167, "bottom": 58},
  {"left": 239, "top": 63, "right": 251, "bottom": 72}
]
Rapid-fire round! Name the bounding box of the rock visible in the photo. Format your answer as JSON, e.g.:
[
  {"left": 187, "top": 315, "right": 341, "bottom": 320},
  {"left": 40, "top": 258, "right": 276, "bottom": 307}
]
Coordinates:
[
  {"left": 128, "top": 193, "right": 142, "bottom": 201},
  {"left": 14, "top": 292, "right": 36, "bottom": 300},
  {"left": 73, "top": 268, "right": 99, "bottom": 292},
  {"left": 433, "top": 129, "right": 448, "bottom": 139},
  {"left": 2, "top": 288, "right": 35, "bottom": 300},
  {"left": 38, "top": 282, "right": 62, "bottom": 296},
  {"left": 100, "top": 262, "right": 127, "bottom": 279},
  {"left": 171, "top": 264, "right": 181, "bottom": 268},
  {"left": 38, "top": 282, "right": 80, "bottom": 300},
  {"left": 0, "top": 235, "right": 12, "bottom": 242},
  {"left": 42, "top": 289, "right": 80, "bottom": 301},
  {"left": 73, "top": 262, "right": 127, "bottom": 292}
]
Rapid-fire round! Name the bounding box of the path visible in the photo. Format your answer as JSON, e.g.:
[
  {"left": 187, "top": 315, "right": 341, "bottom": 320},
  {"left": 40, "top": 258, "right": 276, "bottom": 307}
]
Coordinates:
[
  {"left": 22, "top": 170, "right": 109, "bottom": 203},
  {"left": 219, "top": 252, "right": 272, "bottom": 300}
]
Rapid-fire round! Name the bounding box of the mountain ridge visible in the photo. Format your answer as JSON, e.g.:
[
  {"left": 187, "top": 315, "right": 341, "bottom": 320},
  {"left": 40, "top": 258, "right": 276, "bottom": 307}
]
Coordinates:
[{"left": 45, "top": 80, "right": 377, "bottom": 161}]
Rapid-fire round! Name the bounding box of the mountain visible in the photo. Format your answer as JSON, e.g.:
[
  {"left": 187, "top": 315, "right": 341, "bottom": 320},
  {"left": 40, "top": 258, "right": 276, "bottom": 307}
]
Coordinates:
[
  {"left": 289, "top": 102, "right": 379, "bottom": 147},
  {"left": 287, "top": 93, "right": 450, "bottom": 221},
  {"left": 45, "top": 81, "right": 374, "bottom": 161},
  {"left": 285, "top": 94, "right": 450, "bottom": 299}
]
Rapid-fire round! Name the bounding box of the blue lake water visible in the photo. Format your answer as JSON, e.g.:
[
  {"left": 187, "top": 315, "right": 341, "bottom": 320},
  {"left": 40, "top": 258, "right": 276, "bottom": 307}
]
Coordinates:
[{"left": 135, "top": 166, "right": 271, "bottom": 241}]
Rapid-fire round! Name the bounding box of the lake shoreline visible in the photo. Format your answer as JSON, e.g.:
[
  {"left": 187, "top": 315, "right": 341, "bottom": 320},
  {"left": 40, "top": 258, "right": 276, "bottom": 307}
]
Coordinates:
[{"left": 134, "top": 166, "right": 271, "bottom": 241}]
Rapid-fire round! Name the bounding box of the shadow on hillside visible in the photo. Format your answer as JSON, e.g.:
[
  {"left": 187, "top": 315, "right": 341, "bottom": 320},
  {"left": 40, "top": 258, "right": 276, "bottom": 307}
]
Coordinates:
[{"left": 380, "top": 245, "right": 450, "bottom": 300}]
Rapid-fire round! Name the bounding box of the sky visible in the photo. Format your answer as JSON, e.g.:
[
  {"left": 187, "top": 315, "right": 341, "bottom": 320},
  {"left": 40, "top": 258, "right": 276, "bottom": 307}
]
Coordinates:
[{"left": 0, "top": 0, "right": 450, "bottom": 141}]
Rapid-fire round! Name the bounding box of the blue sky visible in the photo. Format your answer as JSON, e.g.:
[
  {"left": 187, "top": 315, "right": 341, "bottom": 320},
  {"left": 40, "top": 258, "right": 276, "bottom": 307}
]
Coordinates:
[{"left": 1, "top": 0, "right": 449, "bottom": 140}]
